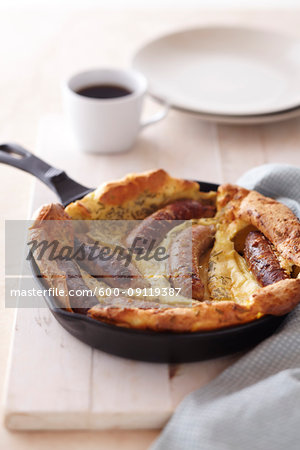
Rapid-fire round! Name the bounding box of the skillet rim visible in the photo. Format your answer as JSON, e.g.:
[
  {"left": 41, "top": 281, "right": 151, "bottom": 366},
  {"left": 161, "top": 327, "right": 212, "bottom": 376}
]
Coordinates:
[{"left": 30, "top": 260, "right": 287, "bottom": 339}]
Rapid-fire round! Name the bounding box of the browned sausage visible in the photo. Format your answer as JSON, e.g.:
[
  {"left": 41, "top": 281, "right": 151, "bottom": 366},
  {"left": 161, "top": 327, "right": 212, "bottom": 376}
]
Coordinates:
[
  {"left": 169, "top": 225, "right": 215, "bottom": 300},
  {"left": 126, "top": 199, "right": 216, "bottom": 252},
  {"left": 244, "top": 231, "right": 289, "bottom": 287},
  {"left": 74, "top": 239, "right": 149, "bottom": 289},
  {"left": 56, "top": 259, "right": 98, "bottom": 314}
]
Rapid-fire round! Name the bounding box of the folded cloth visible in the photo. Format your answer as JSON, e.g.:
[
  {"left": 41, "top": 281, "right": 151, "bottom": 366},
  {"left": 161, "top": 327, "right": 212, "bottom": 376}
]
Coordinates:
[{"left": 151, "top": 164, "right": 300, "bottom": 450}]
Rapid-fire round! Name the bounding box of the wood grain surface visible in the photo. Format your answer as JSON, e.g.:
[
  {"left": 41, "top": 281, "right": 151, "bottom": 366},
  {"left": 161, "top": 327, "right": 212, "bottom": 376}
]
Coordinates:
[{"left": 1, "top": 6, "right": 300, "bottom": 450}]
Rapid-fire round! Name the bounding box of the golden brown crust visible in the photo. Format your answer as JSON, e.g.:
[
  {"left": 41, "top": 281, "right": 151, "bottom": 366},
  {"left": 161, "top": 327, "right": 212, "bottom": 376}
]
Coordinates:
[
  {"left": 238, "top": 190, "right": 300, "bottom": 265},
  {"left": 250, "top": 278, "right": 300, "bottom": 316},
  {"left": 217, "top": 184, "right": 249, "bottom": 210},
  {"left": 65, "top": 169, "right": 216, "bottom": 220},
  {"left": 96, "top": 169, "right": 181, "bottom": 205},
  {"left": 30, "top": 204, "right": 74, "bottom": 311},
  {"left": 87, "top": 278, "right": 300, "bottom": 332},
  {"left": 32, "top": 203, "right": 71, "bottom": 222}
]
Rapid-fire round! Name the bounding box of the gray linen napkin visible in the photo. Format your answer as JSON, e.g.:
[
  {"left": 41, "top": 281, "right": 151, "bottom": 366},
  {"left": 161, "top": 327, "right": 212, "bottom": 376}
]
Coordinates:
[{"left": 151, "top": 164, "right": 300, "bottom": 450}]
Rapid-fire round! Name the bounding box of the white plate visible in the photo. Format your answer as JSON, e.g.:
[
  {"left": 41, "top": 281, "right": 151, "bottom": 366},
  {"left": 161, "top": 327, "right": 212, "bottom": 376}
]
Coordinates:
[
  {"left": 181, "top": 105, "right": 300, "bottom": 125},
  {"left": 133, "top": 26, "right": 300, "bottom": 116}
]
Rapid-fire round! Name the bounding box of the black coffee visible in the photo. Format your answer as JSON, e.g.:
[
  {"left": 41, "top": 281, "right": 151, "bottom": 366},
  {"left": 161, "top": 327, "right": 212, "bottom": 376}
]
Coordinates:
[{"left": 76, "top": 84, "right": 132, "bottom": 99}]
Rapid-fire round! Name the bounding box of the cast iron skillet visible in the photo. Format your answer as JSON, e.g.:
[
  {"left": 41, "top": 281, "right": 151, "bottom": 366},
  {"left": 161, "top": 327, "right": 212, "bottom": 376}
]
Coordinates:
[{"left": 0, "top": 143, "right": 287, "bottom": 363}]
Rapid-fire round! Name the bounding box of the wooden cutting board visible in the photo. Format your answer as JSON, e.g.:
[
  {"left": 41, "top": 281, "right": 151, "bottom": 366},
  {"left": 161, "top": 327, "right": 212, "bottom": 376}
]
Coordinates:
[{"left": 4, "top": 113, "right": 240, "bottom": 430}]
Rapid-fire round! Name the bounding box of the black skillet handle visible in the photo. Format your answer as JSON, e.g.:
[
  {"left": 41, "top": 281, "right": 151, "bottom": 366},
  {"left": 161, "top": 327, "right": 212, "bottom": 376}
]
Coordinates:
[{"left": 0, "top": 143, "right": 93, "bottom": 206}]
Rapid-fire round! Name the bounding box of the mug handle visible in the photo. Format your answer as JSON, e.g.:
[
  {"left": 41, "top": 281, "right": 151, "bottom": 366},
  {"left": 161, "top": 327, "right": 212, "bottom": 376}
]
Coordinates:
[{"left": 140, "top": 101, "right": 170, "bottom": 129}]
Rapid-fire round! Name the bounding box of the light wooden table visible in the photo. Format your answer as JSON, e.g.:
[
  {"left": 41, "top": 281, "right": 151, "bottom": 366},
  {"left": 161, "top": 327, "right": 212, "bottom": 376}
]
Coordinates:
[{"left": 1, "top": 6, "right": 300, "bottom": 450}]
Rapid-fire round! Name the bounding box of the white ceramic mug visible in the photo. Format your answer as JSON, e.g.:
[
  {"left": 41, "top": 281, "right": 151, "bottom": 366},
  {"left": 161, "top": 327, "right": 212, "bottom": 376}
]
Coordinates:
[{"left": 62, "top": 68, "right": 169, "bottom": 154}]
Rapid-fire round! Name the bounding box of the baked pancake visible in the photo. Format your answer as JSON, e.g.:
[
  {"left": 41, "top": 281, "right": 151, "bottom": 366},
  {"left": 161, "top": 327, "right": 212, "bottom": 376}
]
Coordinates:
[{"left": 30, "top": 169, "right": 300, "bottom": 332}]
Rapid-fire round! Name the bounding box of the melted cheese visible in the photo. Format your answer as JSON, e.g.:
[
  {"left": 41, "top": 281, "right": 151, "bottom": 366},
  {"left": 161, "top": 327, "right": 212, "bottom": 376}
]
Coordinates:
[{"left": 208, "top": 220, "right": 260, "bottom": 304}]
